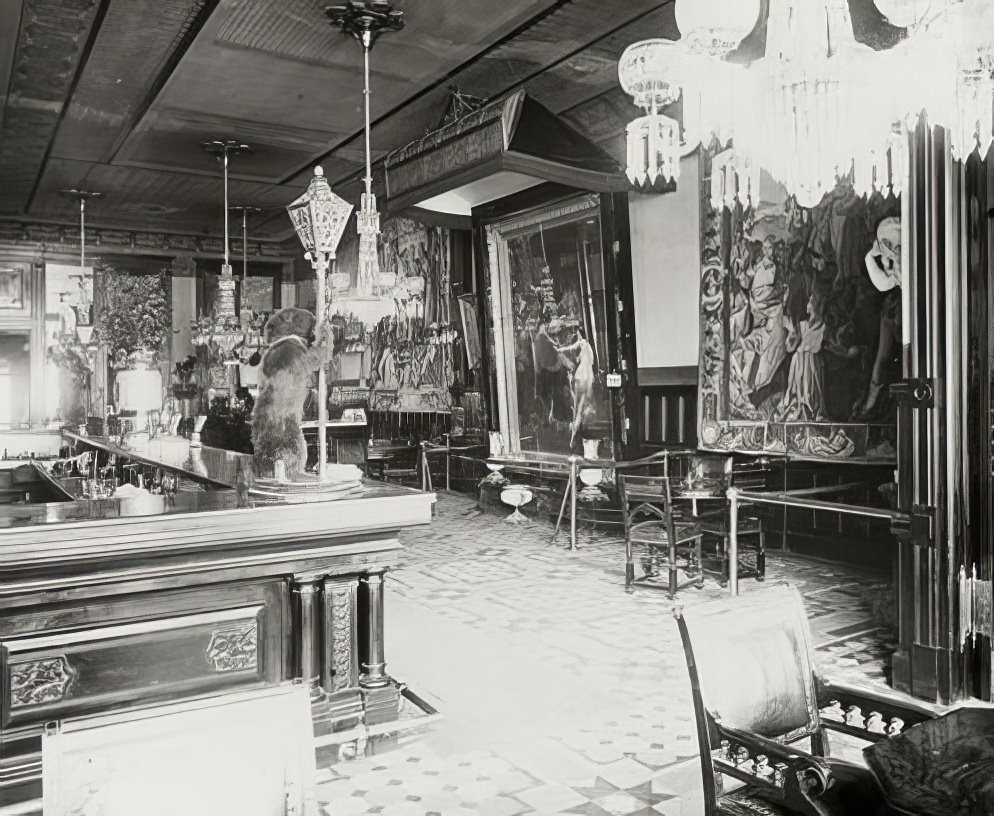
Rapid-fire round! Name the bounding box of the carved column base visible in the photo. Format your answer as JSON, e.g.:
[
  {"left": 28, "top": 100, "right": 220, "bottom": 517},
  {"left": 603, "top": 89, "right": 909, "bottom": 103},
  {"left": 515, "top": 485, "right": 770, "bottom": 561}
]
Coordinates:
[
  {"left": 361, "top": 684, "right": 400, "bottom": 727},
  {"left": 312, "top": 688, "right": 364, "bottom": 737}
]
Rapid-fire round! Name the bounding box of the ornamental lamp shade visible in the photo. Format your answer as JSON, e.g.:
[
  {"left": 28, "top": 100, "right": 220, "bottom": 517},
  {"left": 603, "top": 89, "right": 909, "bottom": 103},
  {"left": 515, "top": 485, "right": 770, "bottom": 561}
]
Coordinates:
[{"left": 286, "top": 166, "right": 353, "bottom": 257}]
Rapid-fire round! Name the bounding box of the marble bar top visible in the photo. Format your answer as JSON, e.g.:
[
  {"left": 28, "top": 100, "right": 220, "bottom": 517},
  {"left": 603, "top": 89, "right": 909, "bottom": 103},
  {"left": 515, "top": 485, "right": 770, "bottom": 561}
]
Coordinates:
[
  {"left": 62, "top": 432, "right": 249, "bottom": 489},
  {"left": 0, "top": 433, "right": 434, "bottom": 565}
]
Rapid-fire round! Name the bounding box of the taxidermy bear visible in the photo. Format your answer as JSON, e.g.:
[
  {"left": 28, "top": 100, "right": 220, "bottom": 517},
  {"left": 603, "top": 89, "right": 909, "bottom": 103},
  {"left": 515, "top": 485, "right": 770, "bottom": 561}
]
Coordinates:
[{"left": 251, "top": 307, "right": 329, "bottom": 480}]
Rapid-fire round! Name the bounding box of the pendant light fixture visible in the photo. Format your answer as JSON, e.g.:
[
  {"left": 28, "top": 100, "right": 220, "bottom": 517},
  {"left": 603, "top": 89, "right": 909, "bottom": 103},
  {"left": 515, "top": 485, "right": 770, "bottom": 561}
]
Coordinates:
[
  {"left": 198, "top": 139, "right": 251, "bottom": 384},
  {"left": 229, "top": 205, "right": 262, "bottom": 301},
  {"left": 325, "top": 1, "right": 405, "bottom": 323},
  {"left": 59, "top": 188, "right": 102, "bottom": 344},
  {"left": 202, "top": 139, "right": 250, "bottom": 324}
]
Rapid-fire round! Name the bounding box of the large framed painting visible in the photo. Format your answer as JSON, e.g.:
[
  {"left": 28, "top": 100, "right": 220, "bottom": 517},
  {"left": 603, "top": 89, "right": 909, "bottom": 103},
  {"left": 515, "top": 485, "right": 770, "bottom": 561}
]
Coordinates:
[
  {"left": 698, "top": 144, "right": 900, "bottom": 461},
  {"left": 485, "top": 195, "right": 613, "bottom": 457}
]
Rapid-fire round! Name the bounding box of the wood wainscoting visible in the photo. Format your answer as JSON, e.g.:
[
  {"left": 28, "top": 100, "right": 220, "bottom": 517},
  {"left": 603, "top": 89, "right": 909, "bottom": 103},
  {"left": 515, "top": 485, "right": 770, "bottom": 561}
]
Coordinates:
[{"left": 636, "top": 367, "right": 698, "bottom": 451}]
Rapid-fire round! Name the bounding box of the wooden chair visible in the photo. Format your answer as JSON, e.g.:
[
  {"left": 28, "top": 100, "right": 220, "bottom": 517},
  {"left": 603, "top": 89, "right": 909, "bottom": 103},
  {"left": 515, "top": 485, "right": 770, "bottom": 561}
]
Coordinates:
[
  {"left": 677, "top": 453, "right": 767, "bottom": 585},
  {"left": 619, "top": 473, "right": 703, "bottom": 598},
  {"left": 675, "top": 583, "right": 936, "bottom": 816}
]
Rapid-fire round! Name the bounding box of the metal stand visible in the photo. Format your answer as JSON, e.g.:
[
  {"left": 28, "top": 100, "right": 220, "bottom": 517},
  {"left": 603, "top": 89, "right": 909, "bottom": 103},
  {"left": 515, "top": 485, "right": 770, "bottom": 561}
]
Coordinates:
[{"left": 551, "top": 454, "right": 580, "bottom": 551}]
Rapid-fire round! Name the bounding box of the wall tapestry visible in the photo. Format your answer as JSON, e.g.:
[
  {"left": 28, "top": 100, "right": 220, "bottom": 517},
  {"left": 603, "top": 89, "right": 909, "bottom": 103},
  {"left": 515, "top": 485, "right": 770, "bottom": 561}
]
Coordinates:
[
  {"left": 329, "top": 214, "right": 455, "bottom": 412},
  {"left": 698, "top": 144, "right": 900, "bottom": 461}
]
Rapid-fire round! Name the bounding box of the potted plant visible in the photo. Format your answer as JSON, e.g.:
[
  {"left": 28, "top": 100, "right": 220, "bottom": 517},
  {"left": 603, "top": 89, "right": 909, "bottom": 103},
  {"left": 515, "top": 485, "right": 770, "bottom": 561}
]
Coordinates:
[
  {"left": 96, "top": 269, "right": 169, "bottom": 417},
  {"left": 97, "top": 269, "right": 169, "bottom": 370}
]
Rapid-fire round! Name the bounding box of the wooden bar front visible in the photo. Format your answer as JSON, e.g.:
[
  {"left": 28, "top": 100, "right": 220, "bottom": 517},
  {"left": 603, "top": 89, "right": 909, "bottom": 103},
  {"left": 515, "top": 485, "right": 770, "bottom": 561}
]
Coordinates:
[{"left": 0, "top": 455, "right": 433, "bottom": 805}]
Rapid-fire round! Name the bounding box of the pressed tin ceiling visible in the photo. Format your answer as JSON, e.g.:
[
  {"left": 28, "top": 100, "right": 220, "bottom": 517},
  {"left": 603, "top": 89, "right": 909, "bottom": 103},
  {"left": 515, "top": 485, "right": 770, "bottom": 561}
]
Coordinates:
[{"left": 0, "top": 0, "right": 902, "bottom": 241}]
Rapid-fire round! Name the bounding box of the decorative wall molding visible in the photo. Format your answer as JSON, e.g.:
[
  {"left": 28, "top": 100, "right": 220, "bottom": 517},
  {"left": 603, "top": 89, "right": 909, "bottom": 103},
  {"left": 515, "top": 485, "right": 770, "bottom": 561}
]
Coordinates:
[
  {"left": 10, "top": 655, "right": 77, "bottom": 709},
  {"left": 204, "top": 622, "right": 259, "bottom": 673},
  {"left": 0, "top": 219, "right": 297, "bottom": 262}
]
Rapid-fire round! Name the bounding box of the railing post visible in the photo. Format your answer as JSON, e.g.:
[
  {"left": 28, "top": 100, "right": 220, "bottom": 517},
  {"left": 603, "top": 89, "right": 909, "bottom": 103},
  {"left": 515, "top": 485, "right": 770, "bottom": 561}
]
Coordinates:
[
  {"left": 568, "top": 454, "right": 579, "bottom": 551},
  {"left": 727, "top": 487, "right": 739, "bottom": 597},
  {"left": 444, "top": 432, "right": 450, "bottom": 492}
]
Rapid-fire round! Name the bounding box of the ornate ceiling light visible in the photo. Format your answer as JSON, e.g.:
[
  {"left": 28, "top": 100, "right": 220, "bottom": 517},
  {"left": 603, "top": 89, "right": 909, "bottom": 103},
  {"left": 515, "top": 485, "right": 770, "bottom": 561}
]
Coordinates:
[
  {"left": 59, "top": 188, "right": 102, "bottom": 344},
  {"left": 619, "top": 0, "right": 994, "bottom": 207},
  {"left": 618, "top": 39, "right": 684, "bottom": 190},
  {"left": 202, "top": 139, "right": 250, "bottom": 324},
  {"left": 325, "top": 0, "right": 405, "bottom": 323},
  {"left": 618, "top": 0, "right": 761, "bottom": 192}
]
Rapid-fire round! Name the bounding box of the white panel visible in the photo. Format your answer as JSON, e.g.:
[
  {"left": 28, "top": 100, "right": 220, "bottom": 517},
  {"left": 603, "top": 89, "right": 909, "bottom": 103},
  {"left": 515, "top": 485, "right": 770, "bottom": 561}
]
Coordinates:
[
  {"left": 43, "top": 684, "right": 316, "bottom": 816},
  {"left": 416, "top": 171, "right": 543, "bottom": 216},
  {"left": 628, "top": 154, "right": 701, "bottom": 371},
  {"left": 171, "top": 277, "right": 197, "bottom": 361}
]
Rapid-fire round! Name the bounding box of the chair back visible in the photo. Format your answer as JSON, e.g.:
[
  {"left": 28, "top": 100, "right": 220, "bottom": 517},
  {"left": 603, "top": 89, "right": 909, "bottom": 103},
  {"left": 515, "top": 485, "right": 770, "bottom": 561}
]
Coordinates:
[
  {"left": 677, "top": 582, "right": 820, "bottom": 740},
  {"left": 618, "top": 473, "right": 677, "bottom": 544},
  {"left": 676, "top": 584, "right": 822, "bottom": 815}
]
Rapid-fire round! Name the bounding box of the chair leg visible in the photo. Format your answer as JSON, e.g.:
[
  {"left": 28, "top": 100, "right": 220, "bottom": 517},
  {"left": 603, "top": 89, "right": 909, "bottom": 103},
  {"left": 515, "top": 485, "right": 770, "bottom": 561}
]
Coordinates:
[
  {"left": 695, "top": 535, "right": 704, "bottom": 588},
  {"left": 625, "top": 546, "right": 635, "bottom": 593},
  {"left": 668, "top": 536, "right": 678, "bottom": 599},
  {"left": 721, "top": 533, "right": 730, "bottom": 587},
  {"left": 756, "top": 527, "right": 766, "bottom": 581}
]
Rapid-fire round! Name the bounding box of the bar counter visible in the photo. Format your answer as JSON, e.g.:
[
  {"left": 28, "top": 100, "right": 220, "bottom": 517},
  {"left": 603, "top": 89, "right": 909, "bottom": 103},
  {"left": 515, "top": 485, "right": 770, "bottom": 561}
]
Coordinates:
[{"left": 0, "top": 433, "right": 435, "bottom": 806}]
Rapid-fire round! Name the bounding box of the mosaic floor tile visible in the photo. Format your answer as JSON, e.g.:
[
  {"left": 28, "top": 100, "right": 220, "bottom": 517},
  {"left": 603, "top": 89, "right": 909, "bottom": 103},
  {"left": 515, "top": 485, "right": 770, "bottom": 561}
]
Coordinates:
[{"left": 318, "top": 492, "right": 898, "bottom": 815}]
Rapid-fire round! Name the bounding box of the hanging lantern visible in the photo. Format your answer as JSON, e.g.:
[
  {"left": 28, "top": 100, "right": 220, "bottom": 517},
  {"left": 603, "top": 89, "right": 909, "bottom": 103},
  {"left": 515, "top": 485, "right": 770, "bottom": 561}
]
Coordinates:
[
  {"left": 286, "top": 166, "right": 353, "bottom": 259},
  {"left": 674, "top": 0, "right": 761, "bottom": 57}
]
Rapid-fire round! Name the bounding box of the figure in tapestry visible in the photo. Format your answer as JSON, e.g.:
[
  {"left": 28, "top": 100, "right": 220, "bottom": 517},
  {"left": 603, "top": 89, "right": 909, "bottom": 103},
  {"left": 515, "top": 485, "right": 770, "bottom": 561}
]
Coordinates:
[{"left": 699, "top": 144, "right": 900, "bottom": 460}]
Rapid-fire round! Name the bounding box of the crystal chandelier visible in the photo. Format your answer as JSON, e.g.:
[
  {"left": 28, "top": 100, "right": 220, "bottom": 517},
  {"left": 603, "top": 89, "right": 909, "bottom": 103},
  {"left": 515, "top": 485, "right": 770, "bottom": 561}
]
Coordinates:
[
  {"left": 673, "top": 0, "right": 761, "bottom": 58},
  {"left": 618, "top": 39, "right": 684, "bottom": 190},
  {"left": 326, "top": 1, "right": 405, "bottom": 323},
  {"left": 619, "top": 0, "right": 994, "bottom": 208},
  {"left": 202, "top": 140, "right": 250, "bottom": 325},
  {"left": 194, "top": 140, "right": 253, "bottom": 374}
]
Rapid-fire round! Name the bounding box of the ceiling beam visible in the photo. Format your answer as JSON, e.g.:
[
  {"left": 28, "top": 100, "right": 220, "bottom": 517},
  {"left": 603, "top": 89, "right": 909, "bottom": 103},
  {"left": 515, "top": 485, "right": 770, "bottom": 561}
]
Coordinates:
[
  {"left": 321, "top": 0, "right": 672, "bottom": 191},
  {"left": 103, "top": 0, "right": 221, "bottom": 164},
  {"left": 0, "top": 0, "right": 26, "bottom": 135},
  {"left": 24, "top": 0, "right": 113, "bottom": 212}
]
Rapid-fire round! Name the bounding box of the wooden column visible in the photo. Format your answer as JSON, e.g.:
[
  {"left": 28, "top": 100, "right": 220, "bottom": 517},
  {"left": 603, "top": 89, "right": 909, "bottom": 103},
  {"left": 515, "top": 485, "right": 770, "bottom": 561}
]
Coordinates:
[
  {"left": 892, "top": 117, "right": 969, "bottom": 704},
  {"left": 293, "top": 577, "right": 324, "bottom": 697},
  {"left": 359, "top": 570, "right": 389, "bottom": 689}
]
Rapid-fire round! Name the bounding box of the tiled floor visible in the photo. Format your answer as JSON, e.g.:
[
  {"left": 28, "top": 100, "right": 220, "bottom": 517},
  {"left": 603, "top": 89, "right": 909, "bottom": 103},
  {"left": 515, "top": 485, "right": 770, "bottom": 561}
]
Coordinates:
[{"left": 316, "top": 492, "right": 896, "bottom": 816}]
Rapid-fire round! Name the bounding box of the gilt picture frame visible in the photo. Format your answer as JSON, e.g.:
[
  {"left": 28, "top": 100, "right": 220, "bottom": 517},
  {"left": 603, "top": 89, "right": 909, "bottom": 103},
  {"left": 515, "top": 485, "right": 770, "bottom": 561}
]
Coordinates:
[{"left": 0, "top": 265, "right": 26, "bottom": 311}]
